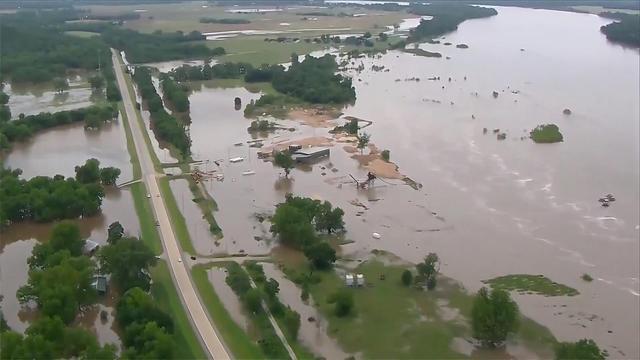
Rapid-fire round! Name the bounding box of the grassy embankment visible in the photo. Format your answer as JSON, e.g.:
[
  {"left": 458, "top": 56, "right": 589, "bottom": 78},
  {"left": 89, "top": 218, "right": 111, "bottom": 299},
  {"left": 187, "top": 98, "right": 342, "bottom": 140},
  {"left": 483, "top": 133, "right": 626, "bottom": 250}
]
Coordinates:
[
  {"left": 192, "top": 263, "right": 265, "bottom": 359},
  {"left": 275, "top": 252, "right": 557, "bottom": 359}
]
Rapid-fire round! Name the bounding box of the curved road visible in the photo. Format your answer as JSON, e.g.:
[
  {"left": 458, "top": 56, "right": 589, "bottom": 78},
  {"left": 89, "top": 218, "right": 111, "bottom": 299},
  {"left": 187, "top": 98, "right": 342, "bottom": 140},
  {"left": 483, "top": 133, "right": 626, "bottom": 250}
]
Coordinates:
[{"left": 111, "top": 49, "right": 230, "bottom": 360}]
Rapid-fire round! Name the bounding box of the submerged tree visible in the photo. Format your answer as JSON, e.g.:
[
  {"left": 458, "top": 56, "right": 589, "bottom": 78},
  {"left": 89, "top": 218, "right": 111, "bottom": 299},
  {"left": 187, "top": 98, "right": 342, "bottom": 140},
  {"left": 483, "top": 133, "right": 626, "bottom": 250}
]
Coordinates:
[
  {"left": 274, "top": 151, "right": 295, "bottom": 177},
  {"left": 357, "top": 132, "right": 371, "bottom": 154},
  {"left": 555, "top": 339, "right": 606, "bottom": 360}
]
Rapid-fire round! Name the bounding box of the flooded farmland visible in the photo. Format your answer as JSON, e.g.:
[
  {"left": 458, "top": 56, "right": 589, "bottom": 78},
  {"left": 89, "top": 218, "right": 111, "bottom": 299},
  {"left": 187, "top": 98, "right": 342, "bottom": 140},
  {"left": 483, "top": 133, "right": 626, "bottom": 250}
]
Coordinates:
[
  {"left": 176, "top": 6, "right": 639, "bottom": 358},
  {"left": 0, "top": 108, "right": 138, "bottom": 349}
]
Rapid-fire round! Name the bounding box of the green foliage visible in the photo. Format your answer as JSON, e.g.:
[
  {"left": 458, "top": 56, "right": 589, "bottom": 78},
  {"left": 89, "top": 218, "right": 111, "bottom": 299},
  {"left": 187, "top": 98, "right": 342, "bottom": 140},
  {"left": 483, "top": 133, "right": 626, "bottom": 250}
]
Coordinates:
[
  {"left": 0, "top": 89, "right": 10, "bottom": 125},
  {"left": 0, "top": 316, "right": 116, "bottom": 360},
  {"left": 303, "top": 242, "right": 337, "bottom": 270},
  {"left": 483, "top": 274, "right": 579, "bottom": 296},
  {"left": 249, "top": 119, "right": 277, "bottom": 132},
  {"left": 274, "top": 151, "right": 295, "bottom": 177},
  {"left": 530, "top": 124, "right": 564, "bottom": 143},
  {"left": 18, "top": 223, "right": 97, "bottom": 324},
  {"left": 582, "top": 273, "right": 594, "bottom": 282},
  {"left": 99, "top": 167, "right": 121, "bottom": 186},
  {"left": 0, "top": 103, "right": 117, "bottom": 144},
  {"left": 283, "top": 308, "right": 301, "bottom": 339},
  {"left": 132, "top": 67, "right": 191, "bottom": 156},
  {"left": 99, "top": 237, "right": 156, "bottom": 292},
  {"left": 170, "top": 62, "right": 252, "bottom": 82},
  {"left": 472, "top": 287, "right": 519, "bottom": 348},
  {"left": 316, "top": 201, "right": 345, "bottom": 233},
  {"left": 270, "top": 199, "right": 317, "bottom": 248},
  {"left": 345, "top": 118, "right": 359, "bottom": 134},
  {"left": 200, "top": 17, "right": 251, "bottom": 24},
  {"left": 244, "top": 288, "right": 263, "bottom": 314},
  {"left": 271, "top": 54, "right": 356, "bottom": 104},
  {"left": 357, "top": 132, "right": 371, "bottom": 153},
  {"left": 0, "top": 165, "right": 105, "bottom": 226},
  {"left": 102, "top": 28, "right": 223, "bottom": 63},
  {"left": 555, "top": 339, "right": 606, "bottom": 360},
  {"left": 381, "top": 149, "right": 390, "bottom": 162},
  {"left": 107, "top": 221, "right": 124, "bottom": 244},
  {"left": 75, "top": 158, "right": 101, "bottom": 184},
  {"left": 416, "top": 253, "right": 440, "bottom": 290},
  {"left": 401, "top": 269, "right": 413, "bottom": 286},
  {"left": 160, "top": 74, "right": 190, "bottom": 113},
  {"left": 245, "top": 64, "right": 285, "bottom": 83},
  {"left": 601, "top": 14, "right": 640, "bottom": 46},
  {"left": 408, "top": 4, "right": 498, "bottom": 42},
  {"left": 328, "top": 289, "right": 354, "bottom": 317}
]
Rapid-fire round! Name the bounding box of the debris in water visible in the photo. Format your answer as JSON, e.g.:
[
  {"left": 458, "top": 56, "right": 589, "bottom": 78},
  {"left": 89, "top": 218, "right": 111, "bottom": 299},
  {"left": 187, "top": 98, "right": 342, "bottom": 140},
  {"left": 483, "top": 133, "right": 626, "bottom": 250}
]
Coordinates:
[
  {"left": 229, "top": 157, "right": 244, "bottom": 163},
  {"left": 242, "top": 170, "right": 256, "bottom": 176},
  {"left": 372, "top": 232, "right": 382, "bottom": 239}
]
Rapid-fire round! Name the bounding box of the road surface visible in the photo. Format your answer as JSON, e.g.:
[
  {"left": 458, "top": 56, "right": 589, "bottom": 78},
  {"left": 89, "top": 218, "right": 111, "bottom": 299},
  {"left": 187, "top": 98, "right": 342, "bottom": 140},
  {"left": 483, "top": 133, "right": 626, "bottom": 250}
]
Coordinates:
[{"left": 111, "top": 49, "right": 230, "bottom": 360}]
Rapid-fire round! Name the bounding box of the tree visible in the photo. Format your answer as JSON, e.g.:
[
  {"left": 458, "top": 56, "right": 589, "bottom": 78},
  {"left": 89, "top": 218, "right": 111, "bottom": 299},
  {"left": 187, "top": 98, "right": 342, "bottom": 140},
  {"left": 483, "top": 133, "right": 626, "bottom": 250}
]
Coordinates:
[
  {"left": 283, "top": 309, "right": 301, "bottom": 339},
  {"left": 416, "top": 252, "right": 440, "bottom": 290},
  {"left": 357, "top": 132, "right": 371, "bottom": 154},
  {"left": 315, "top": 201, "right": 345, "bottom": 233},
  {"left": 75, "top": 158, "right": 101, "bottom": 184},
  {"left": 472, "top": 287, "right": 519, "bottom": 348},
  {"left": 29, "top": 221, "right": 84, "bottom": 269},
  {"left": 99, "top": 237, "right": 156, "bottom": 292},
  {"left": 363, "top": 31, "right": 372, "bottom": 38},
  {"left": 244, "top": 288, "right": 263, "bottom": 314},
  {"left": 107, "top": 221, "right": 124, "bottom": 244},
  {"left": 53, "top": 78, "right": 69, "bottom": 94},
  {"left": 270, "top": 202, "right": 317, "bottom": 248},
  {"left": 99, "top": 167, "right": 121, "bottom": 186},
  {"left": 116, "top": 288, "right": 174, "bottom": 333},
  {"left": 401, "top": 269, "right": 413, "bottom": 286},
  {"left": 303, "top": 242, "right": 336, "bottom": 270},
  {"left": 274, "top": 151, "right": 295, "bottom": 177},
  {"left": 555, "top": 339, "right": 606, "bottom": 360},
  {"left": 381, "top": 149, "right": 390, "bottom": 162},
  {"left": 264, "top": 278, "right": 280, "bottom": 299},
  {"left": 328, "top": 289, "right": 354, "bottom": 317},
  {"left": 379, "top": 32, "right": 389, "bottom": 41},
  {"left": 121, "top": 321, "right": 174, "bottom": 359},
  {"left": 89, "top": 75, "right": 105, "bottom": 89}
]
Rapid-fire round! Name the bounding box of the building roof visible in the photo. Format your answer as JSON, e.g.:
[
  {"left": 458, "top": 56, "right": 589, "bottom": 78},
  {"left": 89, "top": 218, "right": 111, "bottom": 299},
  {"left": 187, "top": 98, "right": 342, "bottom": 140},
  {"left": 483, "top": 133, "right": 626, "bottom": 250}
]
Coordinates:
[{"left": 83, "top": 240, "right": 100, "bottom": 254}]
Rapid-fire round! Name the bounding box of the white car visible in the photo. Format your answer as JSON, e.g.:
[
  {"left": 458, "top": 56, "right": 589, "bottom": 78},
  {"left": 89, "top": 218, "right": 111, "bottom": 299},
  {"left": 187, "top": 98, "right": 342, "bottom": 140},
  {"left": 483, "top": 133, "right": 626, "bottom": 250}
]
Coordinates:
[
  {"left": 178, "top": 258, "right": 182, "bottom": 263},
  {"left": 146, "top": 193, "right": 151, "bottom": 198}
]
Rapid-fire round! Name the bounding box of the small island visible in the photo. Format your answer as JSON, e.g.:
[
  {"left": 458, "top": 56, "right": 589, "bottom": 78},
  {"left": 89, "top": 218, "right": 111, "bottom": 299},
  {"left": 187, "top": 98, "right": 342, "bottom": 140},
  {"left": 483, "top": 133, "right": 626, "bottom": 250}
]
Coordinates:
[
  {"left": 530, "top": 124, "right": 564, "bottom": 143},
  {"left": 456, "top": 43, "right": 469, "bottom": 49}
]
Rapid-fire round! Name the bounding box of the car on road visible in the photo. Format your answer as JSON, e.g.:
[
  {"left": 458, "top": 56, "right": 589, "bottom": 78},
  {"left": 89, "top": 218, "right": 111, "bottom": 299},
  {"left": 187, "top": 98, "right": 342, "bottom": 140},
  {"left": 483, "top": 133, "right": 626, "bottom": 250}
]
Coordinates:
[{"left": 146, "top": 193, "right": 151, "bottom": 198}]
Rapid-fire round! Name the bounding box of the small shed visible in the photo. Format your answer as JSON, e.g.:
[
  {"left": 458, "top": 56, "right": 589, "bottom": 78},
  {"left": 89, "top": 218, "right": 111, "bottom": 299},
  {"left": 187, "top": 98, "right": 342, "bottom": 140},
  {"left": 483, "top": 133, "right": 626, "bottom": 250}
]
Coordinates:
[
  {"left": 344, "top": 274, "right": 355, "bottom": 287},
  {"left": 91, "top": 275, "right": 108, "bottom": 295},
  {"left": 83, "top": 240, "right": 100, "bottom": 256},
  {"left": 292, "top": 147, "right": 330, "bottom": 163}
]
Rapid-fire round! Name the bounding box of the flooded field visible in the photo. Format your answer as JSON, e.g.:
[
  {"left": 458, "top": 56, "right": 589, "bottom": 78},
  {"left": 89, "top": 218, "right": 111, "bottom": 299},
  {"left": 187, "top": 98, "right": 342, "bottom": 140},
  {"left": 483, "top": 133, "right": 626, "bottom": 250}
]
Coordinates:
[
  {"left": 178, "top": 6, "right": 639, "bottom": 357},
  {"left": 0, "top": 111, "right": 137, "bottom": 349},
  {"left": 5, "top": 73, "right": 102, "bottom": 117}
]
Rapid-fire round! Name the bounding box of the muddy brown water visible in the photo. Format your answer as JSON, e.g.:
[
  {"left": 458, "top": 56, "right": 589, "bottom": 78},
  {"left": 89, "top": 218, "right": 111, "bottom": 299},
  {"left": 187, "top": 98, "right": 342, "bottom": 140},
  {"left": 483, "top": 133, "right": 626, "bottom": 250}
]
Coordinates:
[
  {"left": 207, "top": 267, "right": 251, "bottom": 331},
  {"left": 260, "top": 262, "right": 349, "bottom": 359},
  {"left": 5, "top": 74, "right": 101, "bottom": 117},
  {"left": 177, "top": 6, "right": 639, "bottom": 357},
  {"left": 0, "top": 111, "right": 137, "bottom": 349}
]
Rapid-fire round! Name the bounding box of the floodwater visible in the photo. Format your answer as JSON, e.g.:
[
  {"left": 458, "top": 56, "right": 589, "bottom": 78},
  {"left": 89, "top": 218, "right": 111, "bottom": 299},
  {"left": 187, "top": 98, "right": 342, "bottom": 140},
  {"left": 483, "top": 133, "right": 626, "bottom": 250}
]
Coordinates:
[
  {"left": 207, "top": 267, "right": 251, "bottom": 331},
  {"left": 0, "top": 110, "right": 138, "bottom": 349},
  {"left": 5, "top": 74, "right": 102, "bottom": 117},
  {"left": 182, "top": 5, "right": 639, "bottom": 358},
  {"left": 261, "top": 262, "right": 349, "bottom": 359}
]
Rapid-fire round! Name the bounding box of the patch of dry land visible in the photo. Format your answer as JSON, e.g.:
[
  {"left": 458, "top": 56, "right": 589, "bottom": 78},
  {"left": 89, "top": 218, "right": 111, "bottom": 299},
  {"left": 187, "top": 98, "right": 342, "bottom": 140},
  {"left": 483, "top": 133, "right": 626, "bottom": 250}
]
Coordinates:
[{"left": 287, "top": 107, "right": 342, "bottom": 128}]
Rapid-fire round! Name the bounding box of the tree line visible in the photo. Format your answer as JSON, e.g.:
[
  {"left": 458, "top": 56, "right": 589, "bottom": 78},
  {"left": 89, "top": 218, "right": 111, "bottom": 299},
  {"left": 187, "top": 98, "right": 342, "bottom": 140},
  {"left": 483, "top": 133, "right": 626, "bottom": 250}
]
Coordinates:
[
  {"left": 160, "top": 74, "right": 190, "bottom": 113},
  {"left": 0, "top": 103, "right": 118, "bottom": 150},
  {"left": 408, "top": 4, "right": 498, "bottom": 42},
  {"left": 600, "top": 13, "right": 640, "bottom": 46},
  {"left": 133, "top": 67, "right": 191, "bottom": 157},
  {"left": 0, "top": 158, "right": 119, "bottom": 227}
]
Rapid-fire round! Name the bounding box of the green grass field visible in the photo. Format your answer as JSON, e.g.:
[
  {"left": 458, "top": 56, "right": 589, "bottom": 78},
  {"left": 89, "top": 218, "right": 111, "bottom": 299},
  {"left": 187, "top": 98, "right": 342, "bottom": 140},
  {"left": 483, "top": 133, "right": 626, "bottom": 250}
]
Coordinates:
[
  {"left": 483, "top": 274, "right": 579, "bottom": 297},
  {"left": 158, "top": 177, "right": 197, "bottom": 255},
  {"left": 192, "top": 263, "right": 265, "bottom": 360},
  {"left": 151, "top": 261, "right": 207, "bottom": 359},
  {"left": 277, "top": 255, "right": 557, "bottom": 359},
  {"left": 65, "top": 30, "right": 100, "bottom": 38}
]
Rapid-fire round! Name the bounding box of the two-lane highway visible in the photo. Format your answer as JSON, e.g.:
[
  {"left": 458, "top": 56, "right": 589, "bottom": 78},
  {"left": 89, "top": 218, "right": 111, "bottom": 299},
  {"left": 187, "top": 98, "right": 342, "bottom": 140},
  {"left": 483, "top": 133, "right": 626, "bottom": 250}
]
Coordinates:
[{"left": 111, "top": 49, "right": 230, "bottom": 359}]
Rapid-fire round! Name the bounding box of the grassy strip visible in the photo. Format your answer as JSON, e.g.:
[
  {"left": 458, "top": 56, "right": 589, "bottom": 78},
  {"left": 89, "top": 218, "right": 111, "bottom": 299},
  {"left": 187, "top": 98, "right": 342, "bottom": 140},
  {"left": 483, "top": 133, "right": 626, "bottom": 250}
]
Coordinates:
[
  {"left": 187, "top": 177, "right": 222, "bottom": 237},
  {"left": 150, "top": 261, "right": 207, "bottom": 359},
  {"left": 483, "top": 274, "right": 579, "bottom": 297},
  {"left": 118, "top": 101, "right": 142, "bottom": 179},
  {"left": 245, "top": 262, "right": 315, "bottom": 360},
  {"left": 130, "top": 182, "right": 163, "bottom": 255},
  {"left": 158, "top": 176, "right": 197, "bottom": 255},
  {"left": 276, "top": 253, "right": 557, "bottom": 359},
  {"left": 192, "top": 263, "right": 264, "bottom": 359}
]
